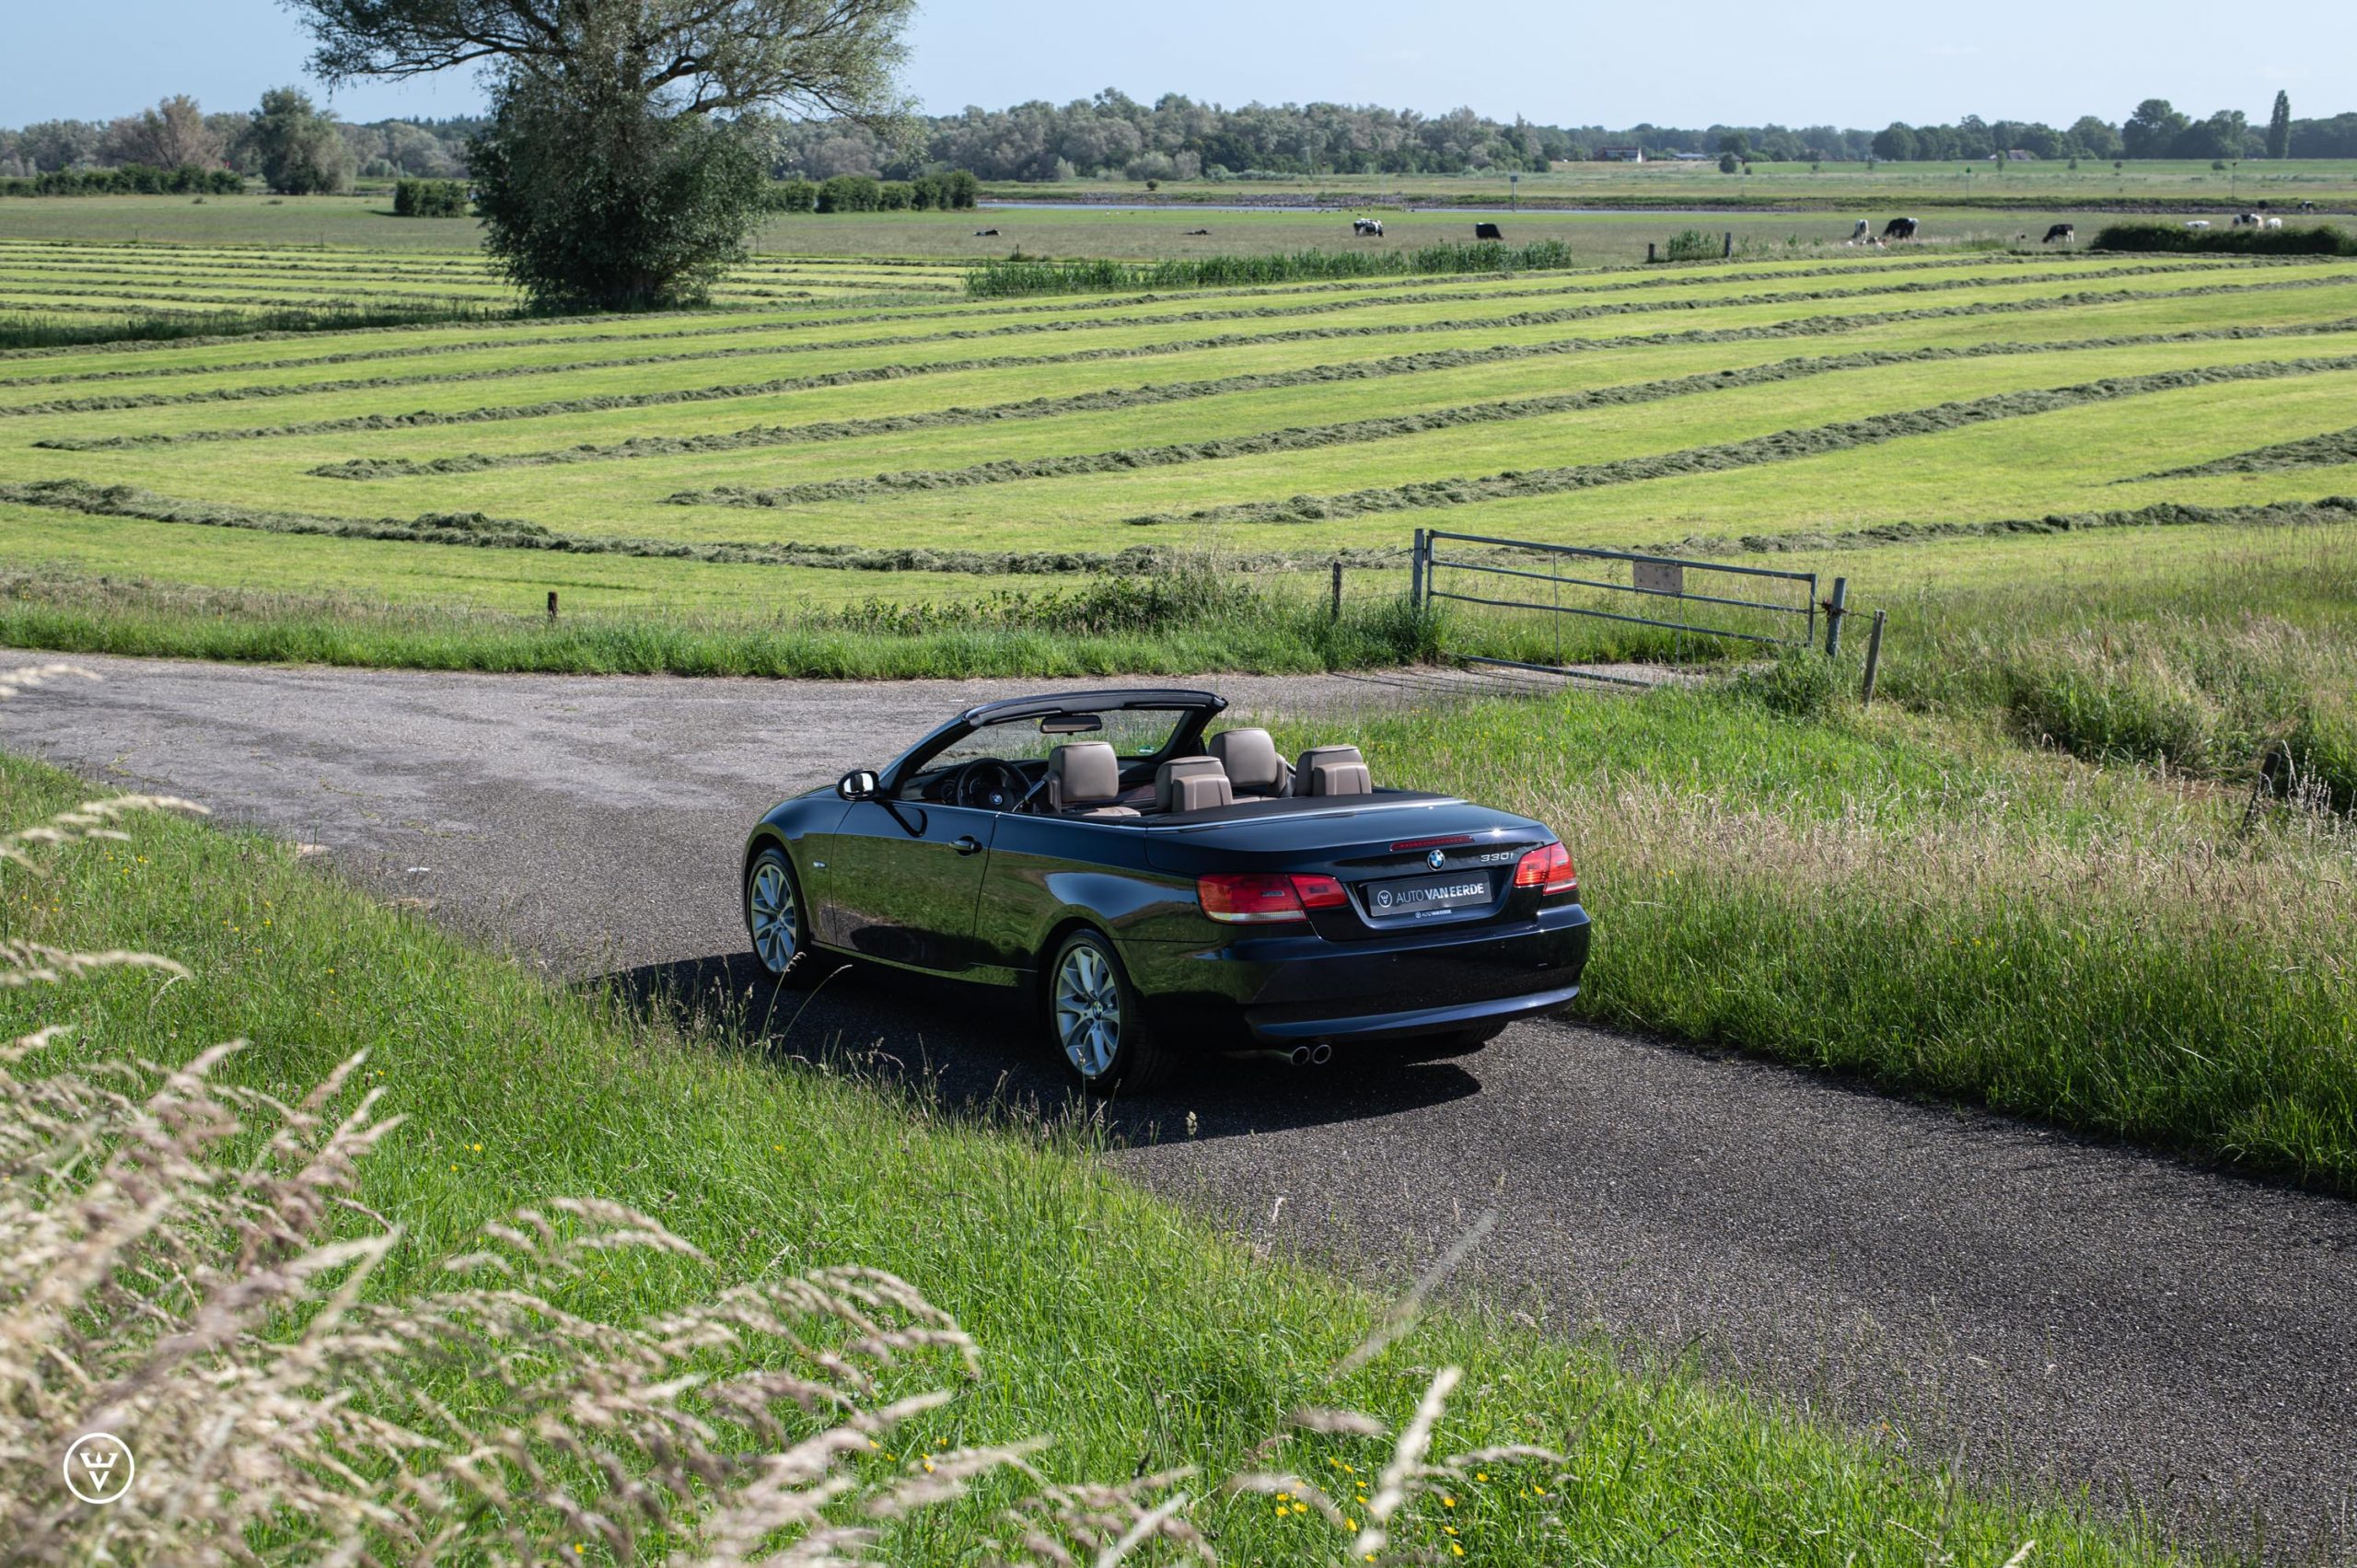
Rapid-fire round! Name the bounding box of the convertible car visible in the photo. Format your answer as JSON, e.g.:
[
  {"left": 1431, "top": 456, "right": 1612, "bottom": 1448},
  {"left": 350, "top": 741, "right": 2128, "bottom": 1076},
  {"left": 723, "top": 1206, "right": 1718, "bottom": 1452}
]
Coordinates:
[{"left": 741, "top": 689, "right": 1589, "bottom": 1091}]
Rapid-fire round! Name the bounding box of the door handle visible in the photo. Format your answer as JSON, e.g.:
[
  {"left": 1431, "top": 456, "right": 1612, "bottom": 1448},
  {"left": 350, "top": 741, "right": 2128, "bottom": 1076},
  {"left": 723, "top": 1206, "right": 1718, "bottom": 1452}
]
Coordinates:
[{"left": 953, "top": 835, "right": 983, "bottom": 856}]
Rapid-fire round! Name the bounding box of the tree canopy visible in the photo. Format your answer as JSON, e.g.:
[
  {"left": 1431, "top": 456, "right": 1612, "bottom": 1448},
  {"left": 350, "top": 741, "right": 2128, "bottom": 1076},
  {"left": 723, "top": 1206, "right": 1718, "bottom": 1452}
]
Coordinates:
[{"left": 285, "top": 0, "right": 914, "bottom": 119}]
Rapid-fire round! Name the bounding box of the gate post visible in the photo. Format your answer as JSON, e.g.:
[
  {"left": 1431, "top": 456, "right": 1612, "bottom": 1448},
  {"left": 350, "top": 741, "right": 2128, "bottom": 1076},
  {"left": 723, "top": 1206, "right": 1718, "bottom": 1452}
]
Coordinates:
[
  {"left": 1860, "top": 609, "right": 1888, "bottom": 704},
  {"left": 1824, "top": 576, "right": 1849, "bottom": 656},
  {"left": 1410, "top": 528, "right": 1426, "bottom": 608}
]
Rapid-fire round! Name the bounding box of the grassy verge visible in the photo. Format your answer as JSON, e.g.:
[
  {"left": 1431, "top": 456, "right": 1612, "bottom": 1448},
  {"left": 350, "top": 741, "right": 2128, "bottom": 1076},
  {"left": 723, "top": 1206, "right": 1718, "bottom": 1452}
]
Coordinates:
[
  {"left": 964, "top": 241, "right": 1581, "bottom": 296},
  {"left": 0, "top": 749, "right": 2164, "bottom": 1563},
  {"left": 0, "top": 566, "right": 1437, "bottom": 679},
  {"left": 1317, "top": 679, "right": 2357, "bottom": 1191}
]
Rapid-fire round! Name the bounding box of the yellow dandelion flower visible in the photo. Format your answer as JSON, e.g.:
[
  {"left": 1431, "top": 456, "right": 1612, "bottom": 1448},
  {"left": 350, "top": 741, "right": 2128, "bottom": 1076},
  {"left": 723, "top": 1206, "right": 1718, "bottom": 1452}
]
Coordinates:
[
  {"left": 1475, "top": 1471, "right": 1489, "bottom": 1481},
  {"left": 1451, "top": 1546, "right": 1464, "bottom": 1558},
  {"left": 1443, "top": 1495, "right": 1456, "bottom": 1507}
]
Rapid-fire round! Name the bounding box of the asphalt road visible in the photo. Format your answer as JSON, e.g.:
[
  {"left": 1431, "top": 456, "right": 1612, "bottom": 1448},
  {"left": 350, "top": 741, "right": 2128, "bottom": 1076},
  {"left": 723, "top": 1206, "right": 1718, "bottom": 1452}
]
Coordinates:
[{"left": 8, "top": 652, "right": 2354, "bottom": 1560}]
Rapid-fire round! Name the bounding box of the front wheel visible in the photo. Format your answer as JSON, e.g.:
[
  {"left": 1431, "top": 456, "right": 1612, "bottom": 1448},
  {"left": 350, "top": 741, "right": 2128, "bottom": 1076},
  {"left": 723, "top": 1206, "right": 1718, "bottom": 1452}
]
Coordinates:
[
  {"left": 1047, "top": 930, "right": 1177, "bottom": 1094},
  {"left": 745, "top": 847, "right": 815, "bottom": 987}
]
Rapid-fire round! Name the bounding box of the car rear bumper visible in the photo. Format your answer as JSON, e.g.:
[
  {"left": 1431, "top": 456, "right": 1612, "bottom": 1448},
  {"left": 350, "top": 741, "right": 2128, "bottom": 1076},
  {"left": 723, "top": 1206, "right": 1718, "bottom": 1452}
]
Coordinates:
[{"left": 1131, "top": 903, "right": 1591, "bottom": 1046}]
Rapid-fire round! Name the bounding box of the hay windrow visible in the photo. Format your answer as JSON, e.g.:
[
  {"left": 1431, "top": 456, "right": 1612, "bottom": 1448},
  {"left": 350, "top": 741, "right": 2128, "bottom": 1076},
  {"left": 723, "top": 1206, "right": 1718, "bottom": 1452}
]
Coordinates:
[
  {"left": 1104, "top": 355, "right": 2357, "bottom": 528},
  {"left": 2131, "top": 425, "right": 2357, "bottom": 482},
  {"left": 29, "top": 272, "right": 2355, "bottom": 448},
  {"left": 662, "top": 323, "right": 2357, "bottom": 509},
  {"left": 308, "top": 308, "right": 2357, "bottom": 483}
]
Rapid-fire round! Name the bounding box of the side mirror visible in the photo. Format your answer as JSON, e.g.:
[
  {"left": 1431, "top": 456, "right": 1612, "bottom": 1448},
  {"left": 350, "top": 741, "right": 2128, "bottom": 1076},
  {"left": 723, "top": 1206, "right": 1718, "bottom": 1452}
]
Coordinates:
[{"left": 836, "top": 769, "right": 881, "bottom": 801}]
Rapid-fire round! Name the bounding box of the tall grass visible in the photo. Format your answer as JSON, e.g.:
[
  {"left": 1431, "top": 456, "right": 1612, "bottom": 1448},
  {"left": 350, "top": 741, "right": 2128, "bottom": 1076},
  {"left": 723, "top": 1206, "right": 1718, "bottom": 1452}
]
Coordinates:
[
  {"left": 2094, "top": 221, "right": 2357, "bottom": 257},
  {"left": 1329, "top": 681, "right": 2357, "bottom": 1189},
  {"left": 964, "top": 240, "right": 1578, "bottom": 297}
]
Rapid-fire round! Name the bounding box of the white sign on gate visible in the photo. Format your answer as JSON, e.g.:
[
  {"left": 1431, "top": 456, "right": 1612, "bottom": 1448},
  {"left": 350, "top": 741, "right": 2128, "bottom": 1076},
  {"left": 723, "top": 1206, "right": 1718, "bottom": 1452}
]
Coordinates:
[{"left": 1631, "top": 559, "right": 1685, "bottom": 598}]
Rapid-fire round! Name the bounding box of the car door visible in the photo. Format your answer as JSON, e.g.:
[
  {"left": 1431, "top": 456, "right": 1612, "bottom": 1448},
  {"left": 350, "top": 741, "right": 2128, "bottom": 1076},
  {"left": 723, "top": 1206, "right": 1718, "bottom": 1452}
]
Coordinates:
[{"left": 821, "top": 798, "right": 999, "bottom": 972}]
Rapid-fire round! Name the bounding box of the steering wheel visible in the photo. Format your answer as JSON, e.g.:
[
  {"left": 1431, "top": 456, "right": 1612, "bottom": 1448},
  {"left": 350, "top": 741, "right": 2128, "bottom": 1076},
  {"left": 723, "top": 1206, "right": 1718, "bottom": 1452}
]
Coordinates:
[{"left": 952, "top": 757, "right": 1026, "bottom": 812}]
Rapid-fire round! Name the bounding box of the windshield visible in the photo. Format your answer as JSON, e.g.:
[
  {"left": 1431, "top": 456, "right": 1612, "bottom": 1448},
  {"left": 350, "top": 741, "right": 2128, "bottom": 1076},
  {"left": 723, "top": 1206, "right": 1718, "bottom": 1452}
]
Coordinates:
[{"left": 922, "top": 707, "right": 1195, "bottom": 773}]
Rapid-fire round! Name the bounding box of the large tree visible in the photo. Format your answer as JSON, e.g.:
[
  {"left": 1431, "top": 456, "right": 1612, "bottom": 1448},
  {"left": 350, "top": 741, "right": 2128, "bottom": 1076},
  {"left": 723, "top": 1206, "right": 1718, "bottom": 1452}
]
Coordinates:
[
  {"left": 284, "top": 0, "right": 913, "bottom": 308},
  {"left": 250, "top": 87, "right": 355, "bottom": 192},
  {"left": 99, "top": 95, "right": 226, "bottom": 169},
  {"left": 2267, "top": 90, "right": 2293, "bottom": 159},
  {"left": 2121, "top": 98, "right": 2190, "bottom": 158}
]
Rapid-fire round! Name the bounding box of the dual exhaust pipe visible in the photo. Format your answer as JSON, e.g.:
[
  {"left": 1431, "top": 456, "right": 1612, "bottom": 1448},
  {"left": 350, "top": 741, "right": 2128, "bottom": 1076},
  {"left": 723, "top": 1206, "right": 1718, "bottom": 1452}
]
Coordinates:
[{"left": 1235, "top": 1042, "right": 1334, "bottom": 1067}]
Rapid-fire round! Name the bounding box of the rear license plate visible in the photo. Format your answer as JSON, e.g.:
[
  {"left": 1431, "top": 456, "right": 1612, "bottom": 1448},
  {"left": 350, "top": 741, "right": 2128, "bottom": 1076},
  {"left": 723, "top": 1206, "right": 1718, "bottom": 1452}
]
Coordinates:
[{"left": 1364, "top": 871, "right": 1493, "bottom": 917}]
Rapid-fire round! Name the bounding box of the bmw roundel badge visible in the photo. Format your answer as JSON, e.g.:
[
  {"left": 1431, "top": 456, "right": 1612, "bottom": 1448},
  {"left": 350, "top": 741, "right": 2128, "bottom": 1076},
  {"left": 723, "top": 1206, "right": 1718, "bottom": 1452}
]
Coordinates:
[{"left": 1426, "top": 848, "right": 1447, "bottom": 869}]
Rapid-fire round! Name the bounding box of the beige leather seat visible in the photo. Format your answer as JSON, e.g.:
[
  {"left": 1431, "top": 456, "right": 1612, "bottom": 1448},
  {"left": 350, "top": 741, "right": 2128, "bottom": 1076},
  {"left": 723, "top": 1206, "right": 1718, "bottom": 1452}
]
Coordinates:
[
  {"left": 1155, "top": 755, "right": 1234, "bottom": 813},
  {"left": 1208, "top": 727, "right": 1291, "bottom": 797},
  {"left": 1047, "top": 742, "right": 1139, "bottom": 818},
  {"left": 1295, "top": 744, "right": 1372, "bottom": 797}
]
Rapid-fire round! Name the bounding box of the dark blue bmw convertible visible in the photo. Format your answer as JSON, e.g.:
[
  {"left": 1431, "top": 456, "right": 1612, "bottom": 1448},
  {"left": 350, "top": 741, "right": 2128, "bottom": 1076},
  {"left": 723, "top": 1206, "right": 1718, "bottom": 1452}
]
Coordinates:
[{"left": 742, "top": 689, "right": 1589, "bottom": 1090}]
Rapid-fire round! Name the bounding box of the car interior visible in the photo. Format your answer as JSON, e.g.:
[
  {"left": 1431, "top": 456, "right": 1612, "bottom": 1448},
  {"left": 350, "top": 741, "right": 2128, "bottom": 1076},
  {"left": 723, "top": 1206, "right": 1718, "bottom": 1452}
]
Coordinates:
[{"left": 900, "top": 715, "right": 1376, "bottom": 819}]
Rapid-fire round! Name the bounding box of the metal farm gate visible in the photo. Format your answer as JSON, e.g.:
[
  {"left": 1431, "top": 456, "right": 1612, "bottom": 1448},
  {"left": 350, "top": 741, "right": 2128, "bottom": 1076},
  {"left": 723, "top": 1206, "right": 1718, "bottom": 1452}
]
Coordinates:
[{"left": 1408, "top": 528, "right": 1850, "bottom": 685}]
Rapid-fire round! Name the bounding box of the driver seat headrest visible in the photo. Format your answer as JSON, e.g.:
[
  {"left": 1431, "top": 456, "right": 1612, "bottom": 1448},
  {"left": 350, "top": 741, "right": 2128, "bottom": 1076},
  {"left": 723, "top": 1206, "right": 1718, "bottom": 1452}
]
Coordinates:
[
  {"left": 1296, "top": 745, "right": 1372, "bottom": 797},
  {"left": 1047, "top": 742, "right": 1133, "bottom": 816},
  {"left": 1209, "top": 727, "right": 1290, "bottom": 796}
]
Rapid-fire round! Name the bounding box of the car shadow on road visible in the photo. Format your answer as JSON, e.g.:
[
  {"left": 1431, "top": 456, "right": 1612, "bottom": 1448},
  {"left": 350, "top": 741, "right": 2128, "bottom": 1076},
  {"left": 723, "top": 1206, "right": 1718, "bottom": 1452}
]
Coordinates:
[{"left": 597, "top": 952, "right": 1488, "bottom": 1145}]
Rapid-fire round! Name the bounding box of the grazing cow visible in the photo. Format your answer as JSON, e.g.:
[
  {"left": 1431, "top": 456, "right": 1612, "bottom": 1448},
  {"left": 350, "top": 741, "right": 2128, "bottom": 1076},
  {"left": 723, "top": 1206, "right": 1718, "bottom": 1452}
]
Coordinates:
[
  {"left": 2299, "top": 200, "right": 2318, "bottom": 212},
  {"left": 1473, "top": 221, "right": 1504, "bottom": 240},
  {"left": 1881, "top": 216, "right": 1919, "bottom": 241},
  {"left": 1352, "top": 217, "right": 1384, "bottom": 237},
  {"left": 2264, "top": 216, "right": 2284, "bottom": 229},
  {"left": 1184, "top": 227, "right": 1211, "bottom": 236},
  {"left": 2042, "top": 223, "right": 2075, "bottom": 245},
  {"left": 2184, "top": 220, "right": 2211, "bottom": 230},
  {"left": 973, "top": 227, "right": 1000, "bottom": 237},
  {"left": 1850, "top": 218, "right": 1870, "bottom": 243},
  {"left": 2233, "top": 211, "right": 2262, "bottom": 227}
]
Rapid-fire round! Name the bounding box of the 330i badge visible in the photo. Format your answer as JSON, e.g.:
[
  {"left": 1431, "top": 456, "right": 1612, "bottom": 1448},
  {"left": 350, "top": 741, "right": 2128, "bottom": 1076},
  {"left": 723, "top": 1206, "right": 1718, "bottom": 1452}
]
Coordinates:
[{"left": 741, "top": 689, "right": 1589, "bottom": 1093}]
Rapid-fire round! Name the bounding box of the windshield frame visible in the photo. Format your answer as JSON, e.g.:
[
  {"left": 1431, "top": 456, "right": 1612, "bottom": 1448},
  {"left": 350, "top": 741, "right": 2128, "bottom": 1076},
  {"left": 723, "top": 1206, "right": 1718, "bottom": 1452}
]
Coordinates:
[{"left": 880, "top": 690, "right": 1225, "bottom": 794}]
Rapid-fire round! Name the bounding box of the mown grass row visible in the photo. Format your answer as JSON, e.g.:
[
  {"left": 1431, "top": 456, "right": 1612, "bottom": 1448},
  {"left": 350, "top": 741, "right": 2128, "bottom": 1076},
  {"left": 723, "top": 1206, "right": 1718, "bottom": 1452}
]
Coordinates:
[
  {"left": 304, "top": 307, "right": 2357, "bottom": 484},
  {"left": 0, "top": 301, "right": 522, "bottom": 352},
  {"left": 15, "top": 258, "right": 2318, "bottom": 421},
  {"left": 2137, "top": 423, "right": 2357, "bottom": 480},
  {"left": 662, "top": 328, "right": 2357, "bottom": 510},
  {"left": 0, "top": 750, "right": 2163, "bottom": 1565}
]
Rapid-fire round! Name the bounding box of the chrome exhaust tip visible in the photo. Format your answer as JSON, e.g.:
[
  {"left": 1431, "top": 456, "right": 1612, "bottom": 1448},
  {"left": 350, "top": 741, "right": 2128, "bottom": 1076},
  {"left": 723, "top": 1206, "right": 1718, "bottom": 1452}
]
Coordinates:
[
  {"left": 1308, "top": 1042, "right": 1333, "bottom": 1066},
  {"left": 1288, "top": 1045, "right": 1313, "bottom": 1067}
]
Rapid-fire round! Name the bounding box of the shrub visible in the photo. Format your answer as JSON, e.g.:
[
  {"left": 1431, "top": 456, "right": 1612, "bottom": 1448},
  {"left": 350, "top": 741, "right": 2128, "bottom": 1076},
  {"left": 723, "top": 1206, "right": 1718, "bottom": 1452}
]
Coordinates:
[
  {"left": 816, "top": 172, "right": 882, "bottom": 213},
  {"left": 391, "top": 177, "right": 467, "bottom": 217},
  {"left": 1661, "top": 227, "right": 1720, "bottom": 261},
  {"left": 762, "top": 178, "right": 819, "bottom": 212},
  {"left": 2092, "top": 221, "right": 2357, "bottom": 256}
]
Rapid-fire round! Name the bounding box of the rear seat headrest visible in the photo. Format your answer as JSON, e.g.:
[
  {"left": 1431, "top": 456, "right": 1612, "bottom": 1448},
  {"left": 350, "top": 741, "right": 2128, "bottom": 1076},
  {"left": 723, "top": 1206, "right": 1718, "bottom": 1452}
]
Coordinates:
[
  {"left": 1155, "top": 755, "right": 1234, "bottom": 814},
  {"left": 1295, "top": 744, "right": 1371, "bottom": 797},
  {"left": 1208, "top": 727, "right": 1290, "bottom": 796},
  {"left": 1047, "top": 742, "right": 1120, "bottom": 808}
]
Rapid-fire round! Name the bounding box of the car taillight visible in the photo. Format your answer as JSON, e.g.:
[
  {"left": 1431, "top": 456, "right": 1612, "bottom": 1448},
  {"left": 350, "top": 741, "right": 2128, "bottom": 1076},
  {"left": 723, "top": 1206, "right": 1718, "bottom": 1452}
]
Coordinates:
[
  {"left": 1197, "top": 873, "right": 1348, "bottom": 923},
  {"left": 1513, "top": 841, "right": 1576, "bottom": 895}
]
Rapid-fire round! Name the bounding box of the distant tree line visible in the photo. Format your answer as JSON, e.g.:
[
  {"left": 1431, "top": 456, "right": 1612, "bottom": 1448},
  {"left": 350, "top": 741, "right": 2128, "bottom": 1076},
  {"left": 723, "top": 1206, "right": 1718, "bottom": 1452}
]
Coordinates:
[
  {"left": 9, "top": 88, "right": 2357, "bottom": 192},
  {"left": 0, "top": 91, "right": 481, "bottom": 187}
]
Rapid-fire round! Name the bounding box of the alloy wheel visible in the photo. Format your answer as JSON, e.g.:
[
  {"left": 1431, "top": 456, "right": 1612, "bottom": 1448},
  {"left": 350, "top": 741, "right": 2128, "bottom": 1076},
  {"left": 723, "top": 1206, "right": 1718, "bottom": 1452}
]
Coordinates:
[
  {"left": 1053, "top": 942, "right": 1122, "bottom": 1076},
  {"left": 749, "top": 858, "right": 798, "bottom": 975}
]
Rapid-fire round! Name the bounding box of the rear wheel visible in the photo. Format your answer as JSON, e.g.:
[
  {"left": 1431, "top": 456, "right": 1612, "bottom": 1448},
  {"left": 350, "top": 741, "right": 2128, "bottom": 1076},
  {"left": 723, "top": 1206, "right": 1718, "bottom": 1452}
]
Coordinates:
[
  {"left": 745, "top": 848, "right": 814, "bottom": 986},
  {"left": 1048, "top": 930, "right": 1176, "bottom": 1094}
]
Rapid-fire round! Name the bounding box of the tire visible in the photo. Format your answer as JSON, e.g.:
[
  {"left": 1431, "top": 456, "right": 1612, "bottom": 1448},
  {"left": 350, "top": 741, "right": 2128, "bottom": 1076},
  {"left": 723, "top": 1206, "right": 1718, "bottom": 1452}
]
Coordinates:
[
  {"left": 1046, "top": 929, "right": 1177, "bottom": 1094},
  {"left": 745, "top": 847, "right": 816, "bottom": 987}
]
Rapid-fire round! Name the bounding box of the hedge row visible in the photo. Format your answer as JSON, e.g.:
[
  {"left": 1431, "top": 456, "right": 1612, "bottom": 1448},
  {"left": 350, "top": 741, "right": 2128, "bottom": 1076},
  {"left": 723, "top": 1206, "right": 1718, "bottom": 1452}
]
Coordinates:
[
  {"left": 391, "top": 179, "right": 469, "bottom": 218},
  {"left": 761, "top": 172, "right": 980, "bottom": 214},
  {"left": 1, "top": 165, "right": 245, "bottom": 197},
  {"left": 2094, "top": 221, "right": 2357, "bottom": 256}
]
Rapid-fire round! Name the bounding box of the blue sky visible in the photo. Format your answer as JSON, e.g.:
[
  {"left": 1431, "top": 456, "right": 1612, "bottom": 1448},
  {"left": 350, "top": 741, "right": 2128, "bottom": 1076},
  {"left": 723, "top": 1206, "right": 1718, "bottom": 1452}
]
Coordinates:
[{"left": 6, "top": 0, "right": 2350, "bottom": 128}]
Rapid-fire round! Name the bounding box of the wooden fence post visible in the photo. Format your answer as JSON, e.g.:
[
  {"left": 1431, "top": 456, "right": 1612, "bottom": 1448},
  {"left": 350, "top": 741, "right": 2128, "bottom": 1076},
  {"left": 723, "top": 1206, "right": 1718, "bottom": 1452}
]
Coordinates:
[
  {"left": 1823, "top": 577, "right": 1848, "bottom": 656},
  {"left": 1410, "top": 529, "right": 1426, "bottom": 608},
  {"left": 546, "top": 590, "right": 558, "bottom": 622},
  {"left": 1647, "top": 240, "right": 1656, "bottom": 263},
  {"left": 1860, "top": 610, "right": 1887, "bottom": 704},
  {"left": 1723, "top": 231, "right": 1733, "bottom": 258},
  {"left": 1330, "top": 559, "right": 1343, "bottom": 621}
]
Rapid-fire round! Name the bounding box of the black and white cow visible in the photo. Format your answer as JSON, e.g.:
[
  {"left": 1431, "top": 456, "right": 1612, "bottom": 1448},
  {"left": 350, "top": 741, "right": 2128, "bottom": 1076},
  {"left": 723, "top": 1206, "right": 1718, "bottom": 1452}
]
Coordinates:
[
  {"left": 1881, "top": 216, "right": 1920, "bottom": 241},
  {"left": 2042, "top": 223, "right": 2075, "bottom": 244},
  {"left": 1352, "top": 217, "right": 1384, "bottom": 237}
]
